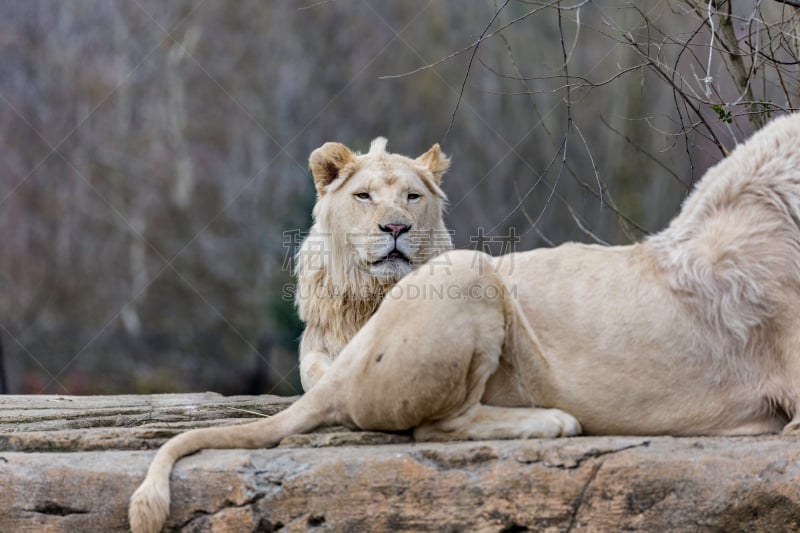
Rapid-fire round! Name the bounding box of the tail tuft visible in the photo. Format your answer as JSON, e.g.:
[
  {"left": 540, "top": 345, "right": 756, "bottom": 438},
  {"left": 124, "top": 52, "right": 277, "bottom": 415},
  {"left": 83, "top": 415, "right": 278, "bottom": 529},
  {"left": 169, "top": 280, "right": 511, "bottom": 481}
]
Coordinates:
[{"left": 129, "top": 477, "right": 170, "bottom": 533}]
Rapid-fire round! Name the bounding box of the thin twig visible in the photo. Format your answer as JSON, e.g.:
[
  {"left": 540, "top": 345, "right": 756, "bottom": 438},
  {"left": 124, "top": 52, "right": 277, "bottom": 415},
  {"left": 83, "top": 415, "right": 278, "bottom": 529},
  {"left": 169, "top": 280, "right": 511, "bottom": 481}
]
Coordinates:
[
  {"left": 226, "top": 406, "right": 269, "bottom": 417},
  {"left": 566, "top": 203, "right": 610, "bottom": 245},
  {"left": 600, "top": 116, "right": 691, "bottom": 189},
  {"left": 297, "top": 0, "right": 337, "bottom": 11},
  {"left": 489, "top": 137, "right": 566, "bottom": 234},
  {"left": 495, "top": 31, "right": 553, "bottom": 137},
  {"left": 442, "top": 0, "right": 511, "bottom": 144},
  {"left": 479, "top": 59, "right": 649, "bottom": 90},
  {"left": 700, "top": 0, "right": 716, "bottom": 97},
  {"left": 380, "top": 1, "right": 560, "bottom": 80},
  {"left": 573, "top": 122, "right": 604, "bottom": 206}
]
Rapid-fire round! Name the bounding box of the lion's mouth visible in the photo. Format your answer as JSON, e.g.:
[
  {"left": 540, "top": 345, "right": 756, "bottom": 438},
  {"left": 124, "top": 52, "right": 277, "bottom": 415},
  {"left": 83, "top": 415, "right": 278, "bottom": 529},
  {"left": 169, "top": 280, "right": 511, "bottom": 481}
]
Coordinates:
[{"left": 373, "top": 249, "right": 411, "bottom": 265}]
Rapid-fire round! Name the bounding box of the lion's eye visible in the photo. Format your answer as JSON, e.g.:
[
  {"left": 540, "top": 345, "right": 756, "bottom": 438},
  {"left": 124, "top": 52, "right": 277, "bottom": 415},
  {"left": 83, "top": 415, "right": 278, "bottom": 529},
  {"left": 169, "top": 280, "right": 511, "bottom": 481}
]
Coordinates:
[
  {"left": 408, "top": 193, "right": 421, "bottom": 201},
  {"left": 354, "top": 192, "right": 371, "bottom": 200}
]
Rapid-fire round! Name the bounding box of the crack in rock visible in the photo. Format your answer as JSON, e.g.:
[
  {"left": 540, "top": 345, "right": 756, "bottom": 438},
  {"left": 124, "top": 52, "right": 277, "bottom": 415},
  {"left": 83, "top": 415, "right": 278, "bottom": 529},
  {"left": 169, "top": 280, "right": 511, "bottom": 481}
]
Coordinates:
[
  {"left": 565, "top": 462, "right": 602, "bottom": 532},
  {"left": 176, "top": 493, "right": 266, "bottom": 531},
  {"left": 28, "top": 501, "right": 89, "bottom": 516},
  {"left": 516, "top": 440, "right": 651, "bottom": 469}
]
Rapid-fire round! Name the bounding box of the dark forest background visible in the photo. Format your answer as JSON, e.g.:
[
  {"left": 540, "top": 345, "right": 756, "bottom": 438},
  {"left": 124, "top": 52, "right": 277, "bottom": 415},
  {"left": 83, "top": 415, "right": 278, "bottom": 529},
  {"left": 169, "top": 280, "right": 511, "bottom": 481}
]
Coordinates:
[{"left": 1, "top": 0, "right": 797, "bottom": 395}]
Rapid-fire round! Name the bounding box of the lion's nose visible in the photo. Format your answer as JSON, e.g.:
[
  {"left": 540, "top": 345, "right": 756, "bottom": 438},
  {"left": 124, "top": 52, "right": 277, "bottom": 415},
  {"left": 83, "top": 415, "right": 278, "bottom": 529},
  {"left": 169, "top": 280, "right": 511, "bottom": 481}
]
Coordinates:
[{"left": 379, "top": 223, "right": 411, "bottom": 238}]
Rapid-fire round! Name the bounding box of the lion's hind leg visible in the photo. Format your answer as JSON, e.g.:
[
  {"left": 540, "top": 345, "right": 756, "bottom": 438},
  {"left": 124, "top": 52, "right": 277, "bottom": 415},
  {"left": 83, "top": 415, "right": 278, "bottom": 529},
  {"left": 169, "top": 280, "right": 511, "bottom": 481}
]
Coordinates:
[
  {"left": 414, "top": 404, "right": 581, "bottom": 441},
  {"left": 345, "top": 249, "right": 581, "bottom": 442}
]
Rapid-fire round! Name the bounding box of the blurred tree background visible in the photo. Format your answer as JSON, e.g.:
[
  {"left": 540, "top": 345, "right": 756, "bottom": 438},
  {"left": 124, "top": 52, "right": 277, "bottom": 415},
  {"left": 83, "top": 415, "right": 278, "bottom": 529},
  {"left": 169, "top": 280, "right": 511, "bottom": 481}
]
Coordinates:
[{"left": 0, "top": 0, "right": 797, "bottom": 395}]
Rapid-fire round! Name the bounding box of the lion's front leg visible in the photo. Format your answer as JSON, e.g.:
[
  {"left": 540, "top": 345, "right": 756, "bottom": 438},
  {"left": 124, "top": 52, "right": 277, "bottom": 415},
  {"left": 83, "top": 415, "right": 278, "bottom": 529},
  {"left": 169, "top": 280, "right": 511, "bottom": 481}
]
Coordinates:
[{"left": 300, "top": 350, "right": 334, "bottom": 391}]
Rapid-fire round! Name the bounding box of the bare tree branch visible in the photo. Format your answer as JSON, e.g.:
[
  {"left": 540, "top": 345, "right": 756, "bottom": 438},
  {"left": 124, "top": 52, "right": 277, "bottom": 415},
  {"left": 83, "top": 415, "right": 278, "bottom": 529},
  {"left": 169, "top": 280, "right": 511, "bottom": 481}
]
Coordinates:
[
  {"left": 442, "top": 0, "right": 511, "bottom": 144},
  {"left": 715, "top": 0, "right": 763, "bottom": 127},
  {"left": 380, "top": 1, "right": 560, "bottom": 80}
]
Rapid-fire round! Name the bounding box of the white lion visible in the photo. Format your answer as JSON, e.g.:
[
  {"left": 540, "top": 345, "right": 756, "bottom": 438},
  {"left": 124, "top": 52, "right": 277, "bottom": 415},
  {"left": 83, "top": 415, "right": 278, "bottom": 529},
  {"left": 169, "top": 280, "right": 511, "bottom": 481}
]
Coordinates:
[
  {"left": 130, "top": 113, "right": 800, "bottom": 533},
  {"left": 296, "top": 137, "right": 453, "bottom": 390}
]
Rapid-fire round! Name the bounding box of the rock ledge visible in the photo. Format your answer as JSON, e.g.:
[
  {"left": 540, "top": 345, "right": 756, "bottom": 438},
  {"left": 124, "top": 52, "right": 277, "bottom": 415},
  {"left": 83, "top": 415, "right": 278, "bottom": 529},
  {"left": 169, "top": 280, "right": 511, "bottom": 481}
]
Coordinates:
[{"left": 1, "top": 394, "right": 798, "bottom": 532}]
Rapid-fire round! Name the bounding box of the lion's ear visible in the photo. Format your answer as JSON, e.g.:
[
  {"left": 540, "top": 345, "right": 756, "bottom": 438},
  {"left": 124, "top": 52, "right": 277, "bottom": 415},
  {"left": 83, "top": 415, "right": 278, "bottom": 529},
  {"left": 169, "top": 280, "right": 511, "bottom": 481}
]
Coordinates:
[
  {"left": 309, "top": 142, "right": 356, "bottom": 195},
  {"left": 415, "top": 143, "right": 450, "bottom": 185}
]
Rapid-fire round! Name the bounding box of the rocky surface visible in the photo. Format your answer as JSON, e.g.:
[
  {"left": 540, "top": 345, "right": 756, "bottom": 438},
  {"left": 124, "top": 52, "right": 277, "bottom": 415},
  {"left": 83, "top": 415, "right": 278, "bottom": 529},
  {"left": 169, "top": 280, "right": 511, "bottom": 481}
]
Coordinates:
[{"left": 1, "top": 394, "right": 799, "bottom": 532}]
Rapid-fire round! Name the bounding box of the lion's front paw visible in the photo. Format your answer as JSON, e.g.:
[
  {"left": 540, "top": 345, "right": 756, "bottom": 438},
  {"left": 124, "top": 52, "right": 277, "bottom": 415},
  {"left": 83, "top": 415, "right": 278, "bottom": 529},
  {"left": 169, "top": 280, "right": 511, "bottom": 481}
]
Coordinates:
[
  {"left": 516, "top": 408, "right": 582, "bottom": 438},
  {"left": 544, "top": 408, "right": 582, "bottom": 438},
  {"left": 782, "top": 419, "right": 800, "bottom": 435}
]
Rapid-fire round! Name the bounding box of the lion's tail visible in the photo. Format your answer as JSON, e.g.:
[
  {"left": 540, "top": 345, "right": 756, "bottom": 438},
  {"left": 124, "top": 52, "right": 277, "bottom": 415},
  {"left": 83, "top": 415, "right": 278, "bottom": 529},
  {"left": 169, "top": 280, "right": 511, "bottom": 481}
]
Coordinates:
[{"left": 128, "top": 389, "right": 333, "bottom": 533}]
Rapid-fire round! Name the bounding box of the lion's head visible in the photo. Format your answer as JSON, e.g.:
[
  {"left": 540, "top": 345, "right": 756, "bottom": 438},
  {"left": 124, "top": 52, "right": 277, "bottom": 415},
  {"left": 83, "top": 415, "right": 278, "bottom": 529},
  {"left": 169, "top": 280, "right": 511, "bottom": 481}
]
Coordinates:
[
  {"left": 295, "top": 137, "right": 452, "bottom": 362},
  {"left": 300, "top": 137, "right": 452, "bottom": 293}
]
